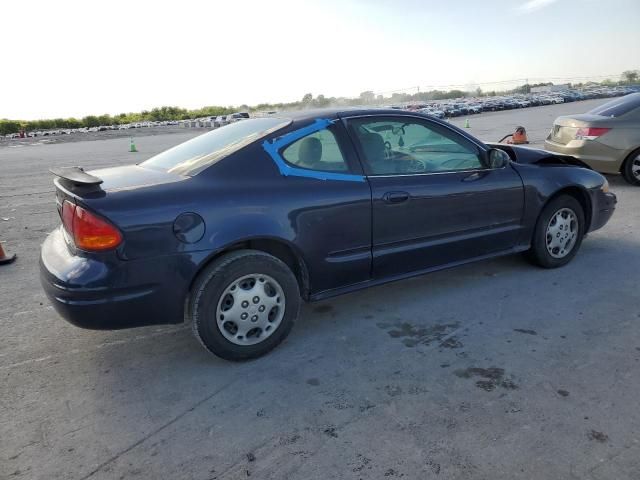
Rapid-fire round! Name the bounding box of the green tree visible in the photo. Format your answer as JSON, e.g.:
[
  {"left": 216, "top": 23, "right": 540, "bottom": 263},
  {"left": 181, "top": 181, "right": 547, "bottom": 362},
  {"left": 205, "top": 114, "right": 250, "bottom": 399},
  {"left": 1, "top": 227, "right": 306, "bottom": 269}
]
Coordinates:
[
  {"left": 82, "top": 115, "right": 100, "bottom": 127},
  {"left": 314, "top": 94, "right": 330, "bottom": 107},
  {"left": 96, "top": 114, "right": 113, "bottom": 126},
  {"left": 359, "top": 91, "right": 375, "bottom": 104},
  {"left": 0, "top": 120, "right": 22, "bottom": 135},
  {"left": 622, "top": 70, "right": 639, "bottom": 84},
  {"left": 447, "top": 89, "right": 466, "bottom": 99}
]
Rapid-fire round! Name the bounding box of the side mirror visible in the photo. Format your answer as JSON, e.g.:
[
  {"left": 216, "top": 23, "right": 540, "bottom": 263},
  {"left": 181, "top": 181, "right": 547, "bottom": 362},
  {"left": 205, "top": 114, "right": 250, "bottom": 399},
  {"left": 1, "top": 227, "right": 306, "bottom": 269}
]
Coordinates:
[{"left": 487, "top": 148, "right": 510, "bottom": 169}]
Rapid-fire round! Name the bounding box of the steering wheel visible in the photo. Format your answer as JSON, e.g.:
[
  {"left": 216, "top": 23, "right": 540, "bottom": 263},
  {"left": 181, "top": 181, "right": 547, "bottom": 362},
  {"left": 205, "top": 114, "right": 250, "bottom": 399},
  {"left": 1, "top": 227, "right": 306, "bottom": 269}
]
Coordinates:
[
  {"left": 404, "top": 159, "right": 426, "bottom": 173},
  {"left": 440, "top": 158, "right": 470, "bottom": 170}
]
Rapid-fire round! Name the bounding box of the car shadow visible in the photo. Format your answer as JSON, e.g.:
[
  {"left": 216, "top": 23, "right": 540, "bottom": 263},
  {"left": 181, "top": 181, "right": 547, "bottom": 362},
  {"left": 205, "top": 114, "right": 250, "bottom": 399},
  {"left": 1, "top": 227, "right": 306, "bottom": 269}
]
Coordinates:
[{"left": 604, "top": 173, "right": 632, "bottom": 188}]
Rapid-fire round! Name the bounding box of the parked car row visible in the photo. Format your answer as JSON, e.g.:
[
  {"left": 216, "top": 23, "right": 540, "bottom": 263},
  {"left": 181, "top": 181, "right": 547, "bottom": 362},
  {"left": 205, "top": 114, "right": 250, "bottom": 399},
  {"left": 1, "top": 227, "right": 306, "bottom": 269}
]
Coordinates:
[
  {"left": 5, "top": 86, "right": 637, "bottom": 140},
  {"left": 397, "top": 86, "right": 639, "bottom": 118},
  {"left": 207, "top": 112, "right": 250, "bottom": 128},
  {"left": 3, "top": 114, "right": 251, "bottom": 140},
  {"left": 3, "top": 121, "right": 179, "bottom": 139}
]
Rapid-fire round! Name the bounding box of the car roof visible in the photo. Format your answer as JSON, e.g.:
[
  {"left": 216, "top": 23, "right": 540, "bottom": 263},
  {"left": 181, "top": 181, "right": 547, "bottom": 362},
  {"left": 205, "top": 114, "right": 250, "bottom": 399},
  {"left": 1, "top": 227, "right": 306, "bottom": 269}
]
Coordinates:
[
  {"left": 270, "top": 107, "right": 419, "bottom": 123},
  {"left": 264, "top": 107, "right": 485, "bottom": 151}
]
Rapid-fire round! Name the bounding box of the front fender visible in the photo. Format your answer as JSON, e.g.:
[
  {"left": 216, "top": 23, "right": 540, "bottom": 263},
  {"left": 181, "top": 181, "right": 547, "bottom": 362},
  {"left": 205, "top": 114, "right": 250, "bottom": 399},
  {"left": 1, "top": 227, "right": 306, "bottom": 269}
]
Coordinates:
[{"left": 511, "top": 162, "right": 607, "bottom": 243}]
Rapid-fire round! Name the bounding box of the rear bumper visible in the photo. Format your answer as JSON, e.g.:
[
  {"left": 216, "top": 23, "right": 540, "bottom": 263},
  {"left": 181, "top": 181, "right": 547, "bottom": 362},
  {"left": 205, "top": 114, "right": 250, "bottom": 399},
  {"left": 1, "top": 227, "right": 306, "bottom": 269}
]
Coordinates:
[
  {"left": 588, "top": 190, "right": 617, "bottom": 233},
  {"left": 545, "top": 138, "right": 625, "bottom": 174},
  {"left": 40, "top": 227, "right": 195, "bottom": 330}
]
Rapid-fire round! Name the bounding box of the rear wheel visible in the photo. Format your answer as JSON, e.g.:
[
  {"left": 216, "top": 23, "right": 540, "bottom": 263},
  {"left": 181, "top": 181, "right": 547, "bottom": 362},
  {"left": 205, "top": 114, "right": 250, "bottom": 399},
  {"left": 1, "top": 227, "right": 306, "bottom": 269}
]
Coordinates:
[
  {"left": 526, "top": 195, "right": 585, "bottom": 268},
  {"left": 621, "top": 149, "right": 640, "bottom": 186},
  {"left": 189, "top": 250, "right": 300, "bottom": 361}
]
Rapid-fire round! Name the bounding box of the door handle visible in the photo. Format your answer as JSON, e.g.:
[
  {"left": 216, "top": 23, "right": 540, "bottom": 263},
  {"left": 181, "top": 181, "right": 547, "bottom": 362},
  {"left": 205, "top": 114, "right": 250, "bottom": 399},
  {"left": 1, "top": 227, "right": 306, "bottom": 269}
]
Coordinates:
[
  {"left": 462, "top": 172, "right": 483, "bottom": 182},
  {"left": 383, "top": 191, "right": 410, "bottom": 204}
]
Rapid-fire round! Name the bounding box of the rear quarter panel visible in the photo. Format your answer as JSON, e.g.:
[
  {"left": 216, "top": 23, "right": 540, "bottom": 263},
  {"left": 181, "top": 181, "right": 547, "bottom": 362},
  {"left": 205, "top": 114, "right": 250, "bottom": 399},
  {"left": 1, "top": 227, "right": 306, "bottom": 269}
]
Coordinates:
[
  {"left": 192, "top": 142, "right": 372, "bottom": 294},
  {"left": 82, "top": 140, "right": 372, "bottom": 296},
  {"left": 599, "top": 116, "right": 640, "bottom": 154}
]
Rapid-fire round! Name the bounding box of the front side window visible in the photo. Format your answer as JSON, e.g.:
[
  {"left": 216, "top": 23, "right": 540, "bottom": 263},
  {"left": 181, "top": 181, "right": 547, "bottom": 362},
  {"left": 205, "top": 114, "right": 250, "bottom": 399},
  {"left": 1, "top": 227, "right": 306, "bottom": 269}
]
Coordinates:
[
  {"left": 281, "top": 128, "right": 349, "bottom": 172},
  {"left": 348, "top": 117, "right": 483, "bottom": 175}
]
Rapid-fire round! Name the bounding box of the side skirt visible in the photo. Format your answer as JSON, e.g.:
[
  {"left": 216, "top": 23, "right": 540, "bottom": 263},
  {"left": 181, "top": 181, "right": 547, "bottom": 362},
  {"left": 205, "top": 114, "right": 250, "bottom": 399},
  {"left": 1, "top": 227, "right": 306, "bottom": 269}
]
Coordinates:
[{"left": 308, "top": 245, "right": 531, "bottom": 302}]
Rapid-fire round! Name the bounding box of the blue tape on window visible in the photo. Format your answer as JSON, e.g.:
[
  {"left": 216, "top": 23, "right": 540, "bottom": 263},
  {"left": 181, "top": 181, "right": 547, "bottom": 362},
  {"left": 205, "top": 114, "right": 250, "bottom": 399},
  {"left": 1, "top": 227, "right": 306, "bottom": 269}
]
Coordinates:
[{"left": 262, "top": 118, "right": 365, "bottom": 182}]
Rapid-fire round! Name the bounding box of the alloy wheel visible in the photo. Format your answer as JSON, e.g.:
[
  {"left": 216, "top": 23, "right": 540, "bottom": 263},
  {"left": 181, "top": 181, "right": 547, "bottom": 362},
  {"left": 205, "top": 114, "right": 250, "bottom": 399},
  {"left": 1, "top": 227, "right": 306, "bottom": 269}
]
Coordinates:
[{"left": 632, "top": 154, "right": 640, "bottom": 180}]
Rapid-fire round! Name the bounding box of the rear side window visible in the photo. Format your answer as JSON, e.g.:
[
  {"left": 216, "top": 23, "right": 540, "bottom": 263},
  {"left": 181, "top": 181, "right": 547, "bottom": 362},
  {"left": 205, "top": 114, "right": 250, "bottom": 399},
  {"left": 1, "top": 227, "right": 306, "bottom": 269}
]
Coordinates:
[
  {"left": 141, "top": 118, "right": 290, "bottom": 176},
  {"left": 588, "top": 93, "right": 640, "bottom": 118},
  {"left": 281, "top": 128, "right": 349, "bottom": 172}
]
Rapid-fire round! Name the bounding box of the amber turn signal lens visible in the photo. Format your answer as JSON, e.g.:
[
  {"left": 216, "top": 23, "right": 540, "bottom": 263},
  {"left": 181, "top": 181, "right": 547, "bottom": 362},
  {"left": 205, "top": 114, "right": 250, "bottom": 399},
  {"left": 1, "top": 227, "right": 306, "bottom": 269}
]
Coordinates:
[{"left": 61, "top": 200, "right": 122, "bottom": 251}]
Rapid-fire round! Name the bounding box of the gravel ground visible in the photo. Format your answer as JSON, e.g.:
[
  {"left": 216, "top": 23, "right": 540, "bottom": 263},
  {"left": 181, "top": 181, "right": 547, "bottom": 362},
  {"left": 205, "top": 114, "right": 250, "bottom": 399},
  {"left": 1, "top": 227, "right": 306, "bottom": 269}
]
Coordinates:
[{"left": 1, "top": 99, "right": 639, "bottom": 480}]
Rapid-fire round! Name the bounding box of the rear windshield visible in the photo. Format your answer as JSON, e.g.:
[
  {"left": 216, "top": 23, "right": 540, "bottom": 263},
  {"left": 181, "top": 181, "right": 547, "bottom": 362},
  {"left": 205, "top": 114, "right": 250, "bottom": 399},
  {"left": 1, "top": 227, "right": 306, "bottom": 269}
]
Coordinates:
[
  {"left": 141, "top": 118, "right": 290, "bottom": 176},
  {"left": 588, "top": 93, "right": 640, "bottom": 118}
]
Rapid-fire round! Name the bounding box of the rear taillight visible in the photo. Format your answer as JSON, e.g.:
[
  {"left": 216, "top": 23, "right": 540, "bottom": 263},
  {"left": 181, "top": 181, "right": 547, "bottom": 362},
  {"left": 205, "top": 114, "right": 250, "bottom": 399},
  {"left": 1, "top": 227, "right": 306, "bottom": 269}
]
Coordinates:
[
  {"left": 61, "top": 200, "right": 122, "bottom": 251},
  {"left": 575, "top": 127, "right": 611, "bottom": 140},
  {"left": 61, "top": 200, "right": 75, "bottom": 235}
]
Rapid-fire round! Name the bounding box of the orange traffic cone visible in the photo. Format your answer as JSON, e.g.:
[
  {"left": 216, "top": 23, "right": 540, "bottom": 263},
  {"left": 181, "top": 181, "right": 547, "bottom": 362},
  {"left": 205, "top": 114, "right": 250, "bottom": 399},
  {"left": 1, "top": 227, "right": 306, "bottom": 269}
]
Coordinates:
[{"left": 0, "top": 242, "right": 16, "bottom": 265}]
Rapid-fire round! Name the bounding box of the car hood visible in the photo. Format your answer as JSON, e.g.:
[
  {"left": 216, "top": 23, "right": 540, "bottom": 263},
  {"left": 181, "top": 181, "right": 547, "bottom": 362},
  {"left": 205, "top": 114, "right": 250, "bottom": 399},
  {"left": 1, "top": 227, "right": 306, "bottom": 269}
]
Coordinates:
[{"left": 486, "top": 143, "right": 591, "bottom": 169}]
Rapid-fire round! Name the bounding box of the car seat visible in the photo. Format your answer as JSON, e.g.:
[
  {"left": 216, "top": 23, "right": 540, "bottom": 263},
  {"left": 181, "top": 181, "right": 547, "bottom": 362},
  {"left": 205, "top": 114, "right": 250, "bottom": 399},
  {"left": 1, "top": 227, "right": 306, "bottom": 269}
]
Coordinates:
[
  {"left": 358, "top": 132, "right": 387, "bottom": 174},
  {"left": 298, "top": 136, "right": 323, "bottom": 169}
]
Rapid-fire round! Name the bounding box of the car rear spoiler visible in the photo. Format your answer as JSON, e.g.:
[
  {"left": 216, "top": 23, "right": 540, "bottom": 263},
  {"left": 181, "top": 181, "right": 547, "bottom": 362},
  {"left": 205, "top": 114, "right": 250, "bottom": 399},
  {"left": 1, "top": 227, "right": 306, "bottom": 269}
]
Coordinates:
[
  {"left": 49, "top": 167, "right": 103, "bottom": 193},
  {"left": 50, "top": 167, "right": 103, "bottom": 186}
]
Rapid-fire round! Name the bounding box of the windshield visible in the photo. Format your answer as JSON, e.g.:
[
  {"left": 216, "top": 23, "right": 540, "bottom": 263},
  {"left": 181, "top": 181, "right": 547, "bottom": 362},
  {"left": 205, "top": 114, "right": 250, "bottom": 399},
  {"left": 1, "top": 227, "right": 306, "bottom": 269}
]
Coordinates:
[
  {"left": 141, "top": 117, "right": 290, "bottom": 176},
  {"left": 588, "top": 93, "right": 640, "bottom": 118}
]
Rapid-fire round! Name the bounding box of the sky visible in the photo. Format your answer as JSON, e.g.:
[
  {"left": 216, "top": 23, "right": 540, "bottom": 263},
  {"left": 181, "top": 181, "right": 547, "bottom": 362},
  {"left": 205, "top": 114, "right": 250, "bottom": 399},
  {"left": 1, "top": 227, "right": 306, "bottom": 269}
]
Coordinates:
[{"left": 1, "top": 0, "right": 638, "bottom": 120}]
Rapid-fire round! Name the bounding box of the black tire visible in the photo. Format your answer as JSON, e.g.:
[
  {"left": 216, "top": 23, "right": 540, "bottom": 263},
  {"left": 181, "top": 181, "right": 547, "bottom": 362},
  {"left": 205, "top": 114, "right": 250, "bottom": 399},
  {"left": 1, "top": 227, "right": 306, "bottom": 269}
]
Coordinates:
[
  {"left": 189, "top": 250, "right": 300, "bottom": 361},
  {"left": 525, "top": 195, "right": 585, "bottom": 268},
  {"left": 621, "top": 148, "right": 640, "bottom": 186}
]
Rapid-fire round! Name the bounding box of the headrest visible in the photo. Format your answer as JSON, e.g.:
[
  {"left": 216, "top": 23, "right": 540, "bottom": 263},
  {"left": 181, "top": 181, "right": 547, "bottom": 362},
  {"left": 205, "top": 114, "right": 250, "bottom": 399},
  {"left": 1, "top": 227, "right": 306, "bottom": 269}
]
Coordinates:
[
  {"left": 360, "top": 132, "right": 385, "bottom": 162},
  {"left": 298, "top": 136, "right": 323, "bottom": 166}
]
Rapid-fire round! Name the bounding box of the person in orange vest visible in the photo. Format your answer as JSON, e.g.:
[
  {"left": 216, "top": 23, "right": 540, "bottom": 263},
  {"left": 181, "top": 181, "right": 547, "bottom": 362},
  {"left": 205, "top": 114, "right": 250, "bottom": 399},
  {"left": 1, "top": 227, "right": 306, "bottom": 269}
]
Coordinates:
[{"left": 508, "top": 126, "right": 529, "bottom": 144}]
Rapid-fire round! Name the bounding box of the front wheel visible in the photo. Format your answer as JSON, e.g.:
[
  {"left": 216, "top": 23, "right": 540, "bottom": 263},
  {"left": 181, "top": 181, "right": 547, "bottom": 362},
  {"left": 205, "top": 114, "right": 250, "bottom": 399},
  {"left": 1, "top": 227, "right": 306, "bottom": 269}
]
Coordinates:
[
  {"left": 525, "top": 195, "right": 585, "bottom": 268},
  {"left": 621, "top": 149, "right": 640, "bottom": 186},
  {"left": 189, "top": 250, "right": 301, "bottom": 361}
]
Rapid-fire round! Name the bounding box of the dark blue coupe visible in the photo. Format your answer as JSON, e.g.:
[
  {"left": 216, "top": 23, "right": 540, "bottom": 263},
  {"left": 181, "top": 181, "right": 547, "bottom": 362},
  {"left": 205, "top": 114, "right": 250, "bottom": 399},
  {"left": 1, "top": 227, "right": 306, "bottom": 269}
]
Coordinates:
[{"left": 40, "top": 109, "right": 616, "bottom": 359}]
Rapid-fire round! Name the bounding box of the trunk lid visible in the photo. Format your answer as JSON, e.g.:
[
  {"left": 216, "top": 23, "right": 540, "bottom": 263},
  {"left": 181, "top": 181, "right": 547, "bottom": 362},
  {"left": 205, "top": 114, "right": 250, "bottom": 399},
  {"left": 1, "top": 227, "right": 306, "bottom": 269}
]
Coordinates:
[
  {"left": 53, "top": 165, "right": 186, "bottom": 221},
  {"left": 550, "top": 114, "right": 611, "bottom": 145},
  {"left": 54, "top": 165, "right": 185, "bottom": 197},
  {"left": 87, "top": 165, "right": 186, "bottom": 193}
]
